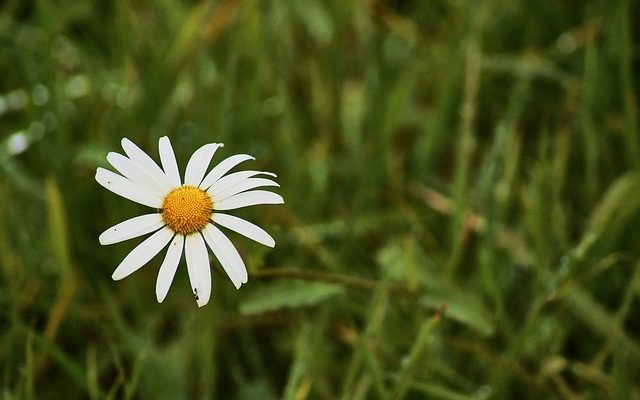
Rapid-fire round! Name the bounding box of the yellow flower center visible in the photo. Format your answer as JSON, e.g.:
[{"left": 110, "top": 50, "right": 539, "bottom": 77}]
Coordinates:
[{"left": 161, "top": 186, "right": 213, "bottom": 235}]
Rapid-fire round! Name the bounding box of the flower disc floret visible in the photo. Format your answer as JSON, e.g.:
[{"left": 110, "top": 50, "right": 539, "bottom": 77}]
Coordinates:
[{"left": 161, "top": 186, "right": 213, "bottom": 235}]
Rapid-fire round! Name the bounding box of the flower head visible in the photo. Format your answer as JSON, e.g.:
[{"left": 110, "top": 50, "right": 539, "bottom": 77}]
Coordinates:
[{"left": 95, "top": 137, "right": 283, "bottom": 307}]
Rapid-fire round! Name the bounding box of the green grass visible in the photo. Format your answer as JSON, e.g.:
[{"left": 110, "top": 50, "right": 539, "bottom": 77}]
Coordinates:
[{"left": 1, "top": 0, "right": 639, "bottom": 398}]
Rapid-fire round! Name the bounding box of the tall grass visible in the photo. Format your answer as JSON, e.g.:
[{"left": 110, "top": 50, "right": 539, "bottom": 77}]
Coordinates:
[{"left": 0, "top": 0, "right": 639, "bottom": 398}]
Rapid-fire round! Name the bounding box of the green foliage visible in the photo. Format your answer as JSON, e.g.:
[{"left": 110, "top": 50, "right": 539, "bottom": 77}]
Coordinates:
[
  {"left": 240, "top": 280, "right": 344, "bottom": 315},
  {"left": 1, "top": 0, "right": 639, "bottom": 398}
]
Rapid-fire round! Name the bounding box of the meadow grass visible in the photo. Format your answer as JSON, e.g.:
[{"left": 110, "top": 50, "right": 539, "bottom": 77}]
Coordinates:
[{"left": 1, "top": 0, "right": 639, "bottom": 398}]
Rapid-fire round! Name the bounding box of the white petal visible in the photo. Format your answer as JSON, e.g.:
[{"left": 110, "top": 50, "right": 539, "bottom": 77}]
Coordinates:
[
  {"left": 213, "top": 213, "right": 275, "bottom": 247},
  {"left": 156, "top": 234, "right": 184, "bottom": 303},
  {"left": 199, "top": 154, "right": 255, "bottom": 190},
  {"left": 121, "top": 138, "right": 174, "bottom": 193},
  {"left": 111, "top": 227, "right": 174, "bottom": 281},
  {"left": 214, "top": 190, "right": 284, "bottom": 211},
  {"left": 202, "top": 224, "right": 247, "bottom": 288},
  {"left": 158, "top": 137, "right": 181, "bottom": 187},
  {"left": 95, "top": 167, "right": 163, "bottom": 208},
  {"left": 107, "top": 152, "right": 166, "bottom": 197},
  {"left": 185, "top": 234, "right": 211, "bottom": 307},
  {"left": 99, "top": 213, "right": 164, "bottom": 245},
  {"left": 208, "top": 170, "right": 277, "bottom": 197},
  {"left": 184, "top": 143, "right": 223, "bottom": 186},
  {"left": 215, "top": 178, "right": 280, "bottom": 202}
]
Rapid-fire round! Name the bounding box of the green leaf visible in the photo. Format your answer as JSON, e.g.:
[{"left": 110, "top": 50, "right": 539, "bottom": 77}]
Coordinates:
[
  {"left": 240, "top": 280, "right": 345, "bottom": 315},
  {"left": 378, "top": 238, "right": 495, "bottom": 336},
  {"left": 46, "top": 176, "right": 72, "bottom": 276},
  {"left": 421, "top": 293, "right": 495, "bottom": 337}
]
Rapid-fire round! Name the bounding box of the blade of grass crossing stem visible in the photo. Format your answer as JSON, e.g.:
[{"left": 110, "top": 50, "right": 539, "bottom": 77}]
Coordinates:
[
  {"left": 613, "top": 349, "right": 638, "bottom": 400},
  {"left": 581, "top": 172, "right": 640, "bottom": 253},
  {"left": 540, "top": 171, "right": 640, "bottom": 292},
  {"left": 282, "top": 324, "right": 312, "bottom": 400},
  {"left": 123, "top": 349, "right": 148, "bottom": 400},
  {"left": 391, "top": 306, "right": 446, "bottom": 400},
  {"left": 350, "top": 280, "right": 389, "bottom": 399},
  {"left": 340, "top": 277, "right": 392, "bottom": 399},
  {"left": 448, "top": 12, "right": 482, "bottom": 276},
  {"left": 613, "top": 264, "right": 640, "bottom": 325},
  {"left": 613, "top": 347, "right": 632, "bottom": 400},
  {"left": 564, "top": 287, "right": 640, "bottom": 360},
  {"left": 476, "top": 78, "right": 530, "bottom": 227},
  {"left": 24, "top": 324, "right": 90, "bottom": 394},
  {"left": 354, "top": 332, "right": 388, "bottom": 399},
  {"left": 351, "top": 376, "right": 374, "bottom": 400},
  {"left": 476, "top": 78, "right": 530, "bottom": 324}
]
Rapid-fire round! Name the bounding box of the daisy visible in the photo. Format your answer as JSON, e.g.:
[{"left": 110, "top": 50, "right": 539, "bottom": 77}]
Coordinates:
[{"left": 95, "top": 137, "right": 283, "bottom": 307}]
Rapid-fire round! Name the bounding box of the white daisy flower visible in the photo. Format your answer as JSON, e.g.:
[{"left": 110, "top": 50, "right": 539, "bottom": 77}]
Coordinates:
[{"left": 95, "top": 137, "right": 283, "bottom": 307}]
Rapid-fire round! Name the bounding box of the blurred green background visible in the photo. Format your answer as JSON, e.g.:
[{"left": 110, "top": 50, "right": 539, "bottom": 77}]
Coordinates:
[{"left": 1, "top": 0, "right": 640, "bottom": 398}]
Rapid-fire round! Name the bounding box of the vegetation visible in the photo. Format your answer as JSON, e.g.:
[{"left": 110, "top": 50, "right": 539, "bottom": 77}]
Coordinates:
[{"left": 1, "top": 0, "right": 639, "bottom": 398}]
